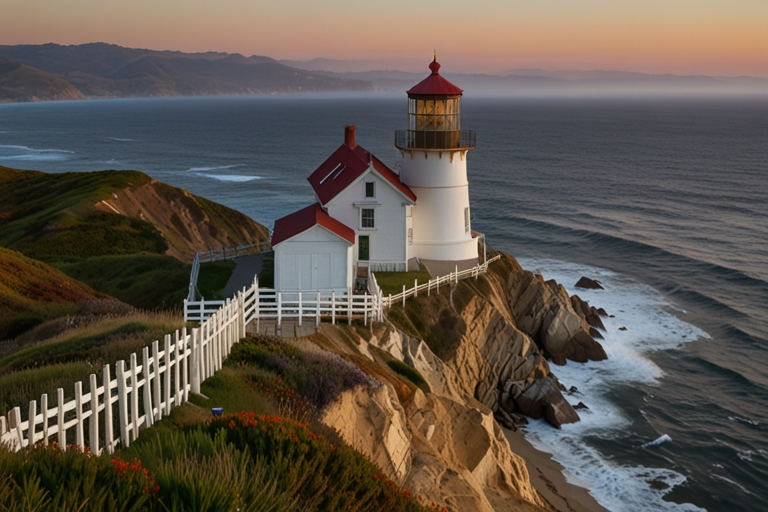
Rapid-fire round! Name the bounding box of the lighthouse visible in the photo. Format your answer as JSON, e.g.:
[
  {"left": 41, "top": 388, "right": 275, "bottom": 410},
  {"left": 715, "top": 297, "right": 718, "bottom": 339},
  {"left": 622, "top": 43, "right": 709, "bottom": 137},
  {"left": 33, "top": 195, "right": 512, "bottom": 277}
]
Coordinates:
[{"left": 395, "top": 56, "right": 478, "bottom": 266}]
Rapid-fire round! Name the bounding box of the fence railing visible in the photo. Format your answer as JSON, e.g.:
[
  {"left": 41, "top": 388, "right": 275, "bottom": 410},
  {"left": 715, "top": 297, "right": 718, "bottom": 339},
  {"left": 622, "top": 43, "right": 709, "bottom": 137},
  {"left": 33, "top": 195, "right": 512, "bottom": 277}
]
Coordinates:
[
  {"left": 1, "top": 288, "right": 248, "bottom": 454},
  {"left": 379, "top": 255, "right": 502, "bottom": 308},
  {"left": 187, "top": 241, "right": 272, "bottom": 301},
  {"left": 2, "top": 254, "right": 501, "bottom": 454}
]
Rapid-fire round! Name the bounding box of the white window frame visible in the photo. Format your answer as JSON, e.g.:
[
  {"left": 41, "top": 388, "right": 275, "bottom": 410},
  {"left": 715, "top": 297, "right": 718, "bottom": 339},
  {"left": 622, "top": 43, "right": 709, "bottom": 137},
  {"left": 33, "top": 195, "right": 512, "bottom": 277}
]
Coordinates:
[{"left": 361, "top": 208, "right": 375, "bottom": 229}]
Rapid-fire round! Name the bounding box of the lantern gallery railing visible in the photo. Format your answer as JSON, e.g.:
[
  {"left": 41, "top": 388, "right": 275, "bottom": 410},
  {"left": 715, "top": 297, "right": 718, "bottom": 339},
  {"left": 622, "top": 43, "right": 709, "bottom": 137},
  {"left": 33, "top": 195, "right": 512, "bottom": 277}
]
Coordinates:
[{"left": 394, "top": 129, "right": 476, "bottom": 151}]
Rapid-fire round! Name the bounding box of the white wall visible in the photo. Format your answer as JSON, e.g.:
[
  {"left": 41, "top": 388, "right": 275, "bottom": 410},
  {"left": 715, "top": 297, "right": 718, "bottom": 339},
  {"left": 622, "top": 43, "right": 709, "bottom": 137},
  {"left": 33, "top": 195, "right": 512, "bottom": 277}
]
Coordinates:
[
  {"left": 400, "top": 151, "right": 477, "bottom": 262},
  {"left": 274, "top": 225, "right": 352, "bottom": 292},
  {"left": 326, "top": 168, "right": 412, "bottom": 271}
]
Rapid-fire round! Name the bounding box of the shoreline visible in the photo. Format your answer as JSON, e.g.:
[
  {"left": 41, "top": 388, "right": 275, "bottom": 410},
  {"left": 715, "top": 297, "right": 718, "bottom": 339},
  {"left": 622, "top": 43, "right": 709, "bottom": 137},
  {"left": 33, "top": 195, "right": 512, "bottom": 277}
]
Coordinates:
[{"left": 504, "top": 428, "right": 608, "bottom": 512}]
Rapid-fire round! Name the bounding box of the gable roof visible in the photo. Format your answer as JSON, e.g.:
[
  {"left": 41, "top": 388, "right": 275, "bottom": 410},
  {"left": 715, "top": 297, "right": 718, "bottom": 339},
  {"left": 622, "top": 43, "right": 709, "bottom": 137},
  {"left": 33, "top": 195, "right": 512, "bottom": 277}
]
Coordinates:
[
  {"left": 307, "top": 126, "right": 417, "bottom": 206},
  {"left": 407, "top": 58, "right": 463, "bottom": 96},
  {"left": 271, "top": 203, "right": 355, "bottom": 246}
]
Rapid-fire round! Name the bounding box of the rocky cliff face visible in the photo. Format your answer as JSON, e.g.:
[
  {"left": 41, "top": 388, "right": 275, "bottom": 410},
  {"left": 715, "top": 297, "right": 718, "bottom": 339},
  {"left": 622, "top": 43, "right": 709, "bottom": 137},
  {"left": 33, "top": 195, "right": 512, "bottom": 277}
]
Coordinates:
[{"left": 310, "top": 249, "right": 608, "bottom": 511}]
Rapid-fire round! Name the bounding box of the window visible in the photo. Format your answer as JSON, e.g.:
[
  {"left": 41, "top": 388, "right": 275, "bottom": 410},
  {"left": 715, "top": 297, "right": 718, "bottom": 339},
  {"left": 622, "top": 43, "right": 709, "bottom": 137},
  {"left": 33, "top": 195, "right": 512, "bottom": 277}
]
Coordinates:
[
  {"left": 362, "top": 208, "right": 375, "bottom": 228},
  {"left": 464, "top": 207, "right": 470, "bottom": 232},
  {"left": 365, "top": 181, "right": 375, "bottom": 198}
]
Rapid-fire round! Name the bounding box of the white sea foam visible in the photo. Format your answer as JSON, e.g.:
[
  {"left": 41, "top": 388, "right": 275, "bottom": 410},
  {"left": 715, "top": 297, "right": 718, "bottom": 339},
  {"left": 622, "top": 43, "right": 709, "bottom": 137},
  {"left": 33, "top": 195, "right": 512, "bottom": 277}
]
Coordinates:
[
  {"left": 186, "top": 165, "right": 239, "bottom": 172},
  {"left": 107, "top": 137, "right": 136, "bottom": 142},
  {"left": 737, "top": 451, "right": 753, "bottom": 462},
  {"left": 0, "top": 144, "right": 74, "bottom": 161},
  {"left": 194, "top": 173, "right": 262, "bottom": 182},
  {"left": 517, "top": 257, "right": 709, "bottom": 512},
  {"left": 728, "top": 416, "right": 759, "bottom": 426},
  {"left": 643, "top": 434, "right": 673, "bottom": 448},
  {"left": 711, "top": 475, "right": 753, "bottom": 495}
]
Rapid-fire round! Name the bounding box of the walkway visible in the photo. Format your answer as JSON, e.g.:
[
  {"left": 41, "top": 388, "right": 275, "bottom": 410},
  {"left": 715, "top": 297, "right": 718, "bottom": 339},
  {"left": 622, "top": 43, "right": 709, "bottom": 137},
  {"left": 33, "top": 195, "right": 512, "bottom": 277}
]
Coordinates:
[{"left": 219, "top": 253, "right": 266, "bottom": 298}]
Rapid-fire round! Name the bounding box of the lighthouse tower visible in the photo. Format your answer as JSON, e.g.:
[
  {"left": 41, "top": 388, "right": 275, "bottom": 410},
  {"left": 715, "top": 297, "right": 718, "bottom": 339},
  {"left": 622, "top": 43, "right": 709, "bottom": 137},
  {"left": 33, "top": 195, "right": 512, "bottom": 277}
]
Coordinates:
[{"left": 396, "top": 56, "right": 478, "bottom": 266}]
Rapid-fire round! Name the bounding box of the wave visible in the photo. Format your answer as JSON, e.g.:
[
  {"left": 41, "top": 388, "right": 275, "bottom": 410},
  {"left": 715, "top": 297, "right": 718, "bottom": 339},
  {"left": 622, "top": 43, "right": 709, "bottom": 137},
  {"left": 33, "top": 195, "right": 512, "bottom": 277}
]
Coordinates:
[
  {"left": 194, "top": 173, "right": 262, "bottom": 182},
  {"left": 518, "top": 257, "right": 708, "bottom": 511},
  {"left": 107, "top": 137, "right": 136, "bottom": 142},
  {"left": 711, "top": 474, "right": 754, "bottom": 496},
  {"left": 728, "top": 416, "right": 760, "bottom": 427},
  {"left": 0, "top": 144, "right": 74, "bottom": 161},
  {"left": 186, "top": 165, "right": 239, "bottom": 172},
  {"left": 643, "top": 434, "right": 673, "bottom": 448}
]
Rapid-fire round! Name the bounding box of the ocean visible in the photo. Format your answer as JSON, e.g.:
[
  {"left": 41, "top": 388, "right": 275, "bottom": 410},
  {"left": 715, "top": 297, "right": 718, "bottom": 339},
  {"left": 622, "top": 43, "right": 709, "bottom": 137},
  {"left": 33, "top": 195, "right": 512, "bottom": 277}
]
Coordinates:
[{"left": 1, "top": 93, "right": 766, "bottom": 511}]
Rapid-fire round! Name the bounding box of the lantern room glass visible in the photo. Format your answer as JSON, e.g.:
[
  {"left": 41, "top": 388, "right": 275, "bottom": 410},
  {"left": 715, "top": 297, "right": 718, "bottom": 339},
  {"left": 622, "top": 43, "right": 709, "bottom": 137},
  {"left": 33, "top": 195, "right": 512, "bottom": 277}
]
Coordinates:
[{"left": 409, "top": 97, "right": 460, "bottom": 132}]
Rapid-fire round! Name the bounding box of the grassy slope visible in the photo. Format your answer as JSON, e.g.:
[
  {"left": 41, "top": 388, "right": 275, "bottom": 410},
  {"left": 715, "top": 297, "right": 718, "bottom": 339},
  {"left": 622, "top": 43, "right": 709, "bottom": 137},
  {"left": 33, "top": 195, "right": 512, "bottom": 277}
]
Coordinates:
[
  {"left": 0, "top": 167, "right": 248, "bottom": 317},
  {"left": 0, "top": 246, "right": 111, "bottom": 339}
]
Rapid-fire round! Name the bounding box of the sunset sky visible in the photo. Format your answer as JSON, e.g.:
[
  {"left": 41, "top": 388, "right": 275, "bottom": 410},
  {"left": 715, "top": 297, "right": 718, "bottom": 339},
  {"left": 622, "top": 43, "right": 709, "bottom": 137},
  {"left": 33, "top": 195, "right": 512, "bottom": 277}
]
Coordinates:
[{"left": 2, "top": 0, "right": 766, "bottom": 76}]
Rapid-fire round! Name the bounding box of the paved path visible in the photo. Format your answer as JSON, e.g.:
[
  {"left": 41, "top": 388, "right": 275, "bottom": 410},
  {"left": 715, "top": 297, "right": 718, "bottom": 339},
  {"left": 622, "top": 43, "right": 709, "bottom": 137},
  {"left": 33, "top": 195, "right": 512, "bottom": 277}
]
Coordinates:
[
  {"left": 219, "top": 253, "right": 265, "bottom": 297},
  {"left": 246, "top": 319, "right": 318, "bottom": 338}
]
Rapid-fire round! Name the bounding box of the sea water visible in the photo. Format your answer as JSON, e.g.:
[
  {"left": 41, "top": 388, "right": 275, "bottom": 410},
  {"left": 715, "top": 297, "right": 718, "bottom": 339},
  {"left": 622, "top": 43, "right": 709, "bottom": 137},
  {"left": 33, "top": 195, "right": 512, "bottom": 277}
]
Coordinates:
[{"left": 1, "top": 93, "right": 767, "bottom": 511}]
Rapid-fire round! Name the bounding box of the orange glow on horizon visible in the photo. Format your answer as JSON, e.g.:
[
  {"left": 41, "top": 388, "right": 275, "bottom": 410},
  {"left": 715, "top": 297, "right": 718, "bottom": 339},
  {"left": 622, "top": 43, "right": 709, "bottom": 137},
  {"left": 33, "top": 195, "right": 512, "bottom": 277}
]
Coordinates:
[{"left": 1, "top": 0, "right": 766, "bottom": 77}]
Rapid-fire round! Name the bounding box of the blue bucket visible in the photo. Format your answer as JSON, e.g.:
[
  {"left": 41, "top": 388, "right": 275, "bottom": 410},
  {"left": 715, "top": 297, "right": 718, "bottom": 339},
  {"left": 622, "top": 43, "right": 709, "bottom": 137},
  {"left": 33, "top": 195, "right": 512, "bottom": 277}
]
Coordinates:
[{"left": 211, "top": 407, "right": 224, "bottom": 417}]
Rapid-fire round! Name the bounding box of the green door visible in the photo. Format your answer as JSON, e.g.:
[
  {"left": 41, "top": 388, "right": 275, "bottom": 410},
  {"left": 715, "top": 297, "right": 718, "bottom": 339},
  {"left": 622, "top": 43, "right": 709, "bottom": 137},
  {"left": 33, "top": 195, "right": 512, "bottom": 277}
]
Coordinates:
[{"left": 358, "top": 235, "right": 369, "bottom": 261}]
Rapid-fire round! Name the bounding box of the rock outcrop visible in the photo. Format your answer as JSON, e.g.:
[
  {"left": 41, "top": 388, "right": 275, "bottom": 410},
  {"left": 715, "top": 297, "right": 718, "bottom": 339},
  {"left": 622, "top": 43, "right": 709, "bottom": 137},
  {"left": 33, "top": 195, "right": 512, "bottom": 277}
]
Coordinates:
[{"left": 575, "top": 276, "right": 604, "bottom": 290}]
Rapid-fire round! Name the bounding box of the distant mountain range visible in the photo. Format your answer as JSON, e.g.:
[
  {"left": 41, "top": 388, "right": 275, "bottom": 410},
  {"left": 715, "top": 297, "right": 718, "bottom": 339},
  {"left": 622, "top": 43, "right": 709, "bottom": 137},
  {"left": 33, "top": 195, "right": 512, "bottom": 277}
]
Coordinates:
[
  {"left": 1, "top": 44, "right": 765, "bottom": 103},
  {"left": 0, "top": 43, "right": 372, "bottom": 102},
  {"left": 284, "top": 59, "right": 768, "bottom": 95}
]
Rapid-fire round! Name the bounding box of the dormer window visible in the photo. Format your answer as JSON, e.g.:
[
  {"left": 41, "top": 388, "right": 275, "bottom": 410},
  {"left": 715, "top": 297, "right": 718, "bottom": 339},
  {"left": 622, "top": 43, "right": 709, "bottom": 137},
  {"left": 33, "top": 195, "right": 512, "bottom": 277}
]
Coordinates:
[{"left": 365, "top": 181, "right": 375, "bottom": 198}]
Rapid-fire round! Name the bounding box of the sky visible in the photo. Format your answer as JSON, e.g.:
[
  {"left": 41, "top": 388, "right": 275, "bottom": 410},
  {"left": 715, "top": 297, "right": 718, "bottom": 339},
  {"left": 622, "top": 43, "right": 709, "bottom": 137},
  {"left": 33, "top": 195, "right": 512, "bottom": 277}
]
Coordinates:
[{"left": 2, "top": 0, "right": 767, "bottom": 76}]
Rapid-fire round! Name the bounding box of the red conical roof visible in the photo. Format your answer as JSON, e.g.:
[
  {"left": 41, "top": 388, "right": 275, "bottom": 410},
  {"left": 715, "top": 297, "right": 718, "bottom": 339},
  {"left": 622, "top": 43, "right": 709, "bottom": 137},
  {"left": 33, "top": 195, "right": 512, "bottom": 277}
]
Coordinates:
[{"left": 407, "top": 57, "right": 463, "bottom": 96}]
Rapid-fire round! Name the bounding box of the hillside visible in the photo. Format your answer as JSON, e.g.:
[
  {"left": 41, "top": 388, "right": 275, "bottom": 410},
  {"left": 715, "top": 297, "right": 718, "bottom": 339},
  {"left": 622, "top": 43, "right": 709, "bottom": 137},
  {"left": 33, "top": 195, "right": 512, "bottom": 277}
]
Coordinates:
[
  {"left": 0, "top": 166, "right": 269, "bottom": 312},
  {"left": 0, "top": 57, "right": 85, "bottom": 103},
  {"left": 0, "top": 246, "right": 116, "bottom": 339},
  {"left": 0, "top": 43, "right": 372, "bottom": 102}
]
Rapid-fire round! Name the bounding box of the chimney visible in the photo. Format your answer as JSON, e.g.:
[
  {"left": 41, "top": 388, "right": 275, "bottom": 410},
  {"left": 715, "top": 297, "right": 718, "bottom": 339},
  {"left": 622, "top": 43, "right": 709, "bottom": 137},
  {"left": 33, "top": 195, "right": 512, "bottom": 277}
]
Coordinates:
[{"left": 345, "top": 125, "right": 357, "bottom": 149}]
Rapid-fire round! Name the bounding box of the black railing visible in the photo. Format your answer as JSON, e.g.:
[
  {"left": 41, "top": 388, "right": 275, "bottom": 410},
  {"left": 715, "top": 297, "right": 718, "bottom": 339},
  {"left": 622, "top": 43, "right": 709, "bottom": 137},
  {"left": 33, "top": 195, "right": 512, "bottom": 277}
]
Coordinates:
[{"left": 394, "top": 130, "right": 476, "bottom": 150}]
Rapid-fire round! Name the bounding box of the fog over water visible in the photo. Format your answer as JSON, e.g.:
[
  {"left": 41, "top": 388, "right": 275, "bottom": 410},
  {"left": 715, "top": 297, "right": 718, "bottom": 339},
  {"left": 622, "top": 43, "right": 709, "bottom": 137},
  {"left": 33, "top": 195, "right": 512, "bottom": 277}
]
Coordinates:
[{"left": 1, "top": 93, "right": 767, "bottom": 511}]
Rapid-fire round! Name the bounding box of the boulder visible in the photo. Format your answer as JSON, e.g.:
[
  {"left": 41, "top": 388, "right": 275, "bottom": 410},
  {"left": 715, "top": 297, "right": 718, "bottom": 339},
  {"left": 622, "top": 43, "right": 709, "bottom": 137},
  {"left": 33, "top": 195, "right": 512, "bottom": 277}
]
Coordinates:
[
  {"left": 571, "top": 295, "right": 606, "bottom": 331},
  {"left": 513, "top": 375, "right": 580, "bottom": 428},
  {"left": 575, "top": 276, "right": 604, "bottom": 290}
]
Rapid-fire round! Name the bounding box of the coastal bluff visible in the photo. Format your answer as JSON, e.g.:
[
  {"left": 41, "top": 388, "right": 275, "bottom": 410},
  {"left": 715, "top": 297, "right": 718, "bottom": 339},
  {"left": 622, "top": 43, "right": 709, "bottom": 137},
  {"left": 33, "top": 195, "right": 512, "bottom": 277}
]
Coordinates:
[{"left": 293, "top": 249, "right": 608, "bottom": 511}]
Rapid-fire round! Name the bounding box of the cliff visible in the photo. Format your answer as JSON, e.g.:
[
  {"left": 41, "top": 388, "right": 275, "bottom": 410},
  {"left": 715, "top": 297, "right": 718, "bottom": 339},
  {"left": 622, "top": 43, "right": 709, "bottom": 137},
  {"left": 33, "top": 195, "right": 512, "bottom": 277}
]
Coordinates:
[{"left": 288, "top": 248, "right": 608, "bottom": 511}]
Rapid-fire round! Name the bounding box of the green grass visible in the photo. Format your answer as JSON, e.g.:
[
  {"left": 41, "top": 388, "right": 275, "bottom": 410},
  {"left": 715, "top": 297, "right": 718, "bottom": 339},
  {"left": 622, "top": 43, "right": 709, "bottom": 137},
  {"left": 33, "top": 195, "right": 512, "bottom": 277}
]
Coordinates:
[
  {"left": 387, "top": 360, "right": 430, "bottom": 394},
  {"left": 197, "top": 260, "right": 235, "bottom": 299},
  {"left": 51, "top": 254, "right": 190, "bottom": 310},
  {"left": 373, "top": 266, "right": 432, "bottom": 296}
]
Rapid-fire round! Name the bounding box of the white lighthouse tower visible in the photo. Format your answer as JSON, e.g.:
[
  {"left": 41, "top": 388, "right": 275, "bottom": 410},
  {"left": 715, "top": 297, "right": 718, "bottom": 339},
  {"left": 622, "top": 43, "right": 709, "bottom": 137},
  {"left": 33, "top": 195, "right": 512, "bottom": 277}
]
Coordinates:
[{"left": 395, "top": 56, "right": 478, "bottom": 267}]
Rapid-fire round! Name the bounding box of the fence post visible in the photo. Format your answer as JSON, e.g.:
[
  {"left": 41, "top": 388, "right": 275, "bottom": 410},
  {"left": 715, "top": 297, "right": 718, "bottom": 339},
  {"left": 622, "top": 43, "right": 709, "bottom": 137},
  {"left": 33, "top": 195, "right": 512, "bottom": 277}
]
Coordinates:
[
  {"left": 74, "top": 381, "right": 85, "bottom": 450},
  {"left": 28, "top": 400, "right": 37, "bottom": 448},
  {"left": 316, "top": 291, "right": 321, "bottom": 327},
  {"left": 183, "top": 298, "right": 188, "bottom": 322},
  {"left": 103, "top": 365, "right": 114, "bottom": 454},
  {"left": 142, "top": 347, "right": 154, "bottom": 428},
  {"left": 182, "top": 328, "right": 189, "bottom": 402},
  {"left": 348, "top": 287, "right": 352, "bottom": 325},
  {"left": 191, "top": 328, "right": 201, "bottom": 394},
  {"left": 455, "top": 265, "right": 459, "bottom": 284},
  {"left": 57, "top": 388, "right": 65, "bottom": 450},
  {"left": 10, "top": 407, "right": 22, "bottom": 450},
  {"left": 41, "top": 393, "right": 48, "bottom": 446},
  {"left": 89, "top": 373, "right": 100, "bottom": 455},
  {"left": 331, "top": 291, "right": 336, "bottom": 325},
  {"left": 415, "top": 279, "right": 418, "bottom": 297},
  {"left": 116, "top": 360, "right": 128, "bottom": 448},
  {"left": 164, "top": 335, "right": 172, "bottom": 416},
  {"left": 0, "top": 416, "right": 5, "bottom": 438},
  {"left": 277, "top": 292, "right": 282, "bottom": 329},
  {"left": 130, "top": 353, "right": 139, "bottom": 441},
  {"left": 152, "top": 340, "right": 161, "bottom": 421},
  {"left": 402, "top": 285, "right": 406, "bottom": 308},
  {"left": 298, "top": 292, "right": 302, "bottom": 327},
  {"left": 174, "top": 330, "right": 181, "bottom": 406},
  {"left": 379, "top": 290, "right": 383, "bottom": 322}
]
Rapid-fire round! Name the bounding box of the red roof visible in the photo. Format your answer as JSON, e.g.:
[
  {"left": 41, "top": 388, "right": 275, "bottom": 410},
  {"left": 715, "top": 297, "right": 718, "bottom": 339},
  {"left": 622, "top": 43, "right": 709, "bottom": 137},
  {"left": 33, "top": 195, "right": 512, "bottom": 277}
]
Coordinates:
[
  {"left": 407, "top": 59, "right": 463, "bottom": 96},
  {"left": 271, "top": 203, "right": 355, "bottom": 246},
  {"left": 308, "top": 126, "right": 417, "bottom": 206}
]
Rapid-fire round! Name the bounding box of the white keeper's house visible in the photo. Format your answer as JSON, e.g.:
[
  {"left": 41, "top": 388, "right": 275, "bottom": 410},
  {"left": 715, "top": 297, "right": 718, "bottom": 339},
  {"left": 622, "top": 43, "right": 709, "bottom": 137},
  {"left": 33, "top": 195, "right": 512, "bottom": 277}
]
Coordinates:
[{"left": 271, "top": 57, "right": 479, "bottom": 294}]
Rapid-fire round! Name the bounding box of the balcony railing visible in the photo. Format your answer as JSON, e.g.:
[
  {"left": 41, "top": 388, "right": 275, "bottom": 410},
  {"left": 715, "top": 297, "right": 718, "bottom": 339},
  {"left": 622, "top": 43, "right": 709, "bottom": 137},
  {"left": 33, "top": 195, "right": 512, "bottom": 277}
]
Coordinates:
[{"left": 394, "top": 130, "right": 476, "bottom": 150}]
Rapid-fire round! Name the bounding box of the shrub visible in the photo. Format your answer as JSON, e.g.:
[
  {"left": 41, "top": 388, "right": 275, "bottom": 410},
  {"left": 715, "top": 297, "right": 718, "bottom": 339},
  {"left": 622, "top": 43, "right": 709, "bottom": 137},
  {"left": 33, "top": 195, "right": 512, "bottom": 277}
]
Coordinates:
[
  {"left": 0, "top": 443, "right": 157, "bottom": 511},
  {"left": 228, "top": 335, "right": 373, "bottom": 409},
  {"left": 387, "top": 360, "right": 430, "bottom": 393}
]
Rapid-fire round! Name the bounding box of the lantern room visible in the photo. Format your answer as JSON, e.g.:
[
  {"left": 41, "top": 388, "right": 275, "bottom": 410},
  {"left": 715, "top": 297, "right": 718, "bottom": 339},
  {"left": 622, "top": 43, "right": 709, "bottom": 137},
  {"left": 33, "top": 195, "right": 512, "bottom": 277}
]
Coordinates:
[{"left": 395, "top": 56, "right": 476, "bottom": 151}]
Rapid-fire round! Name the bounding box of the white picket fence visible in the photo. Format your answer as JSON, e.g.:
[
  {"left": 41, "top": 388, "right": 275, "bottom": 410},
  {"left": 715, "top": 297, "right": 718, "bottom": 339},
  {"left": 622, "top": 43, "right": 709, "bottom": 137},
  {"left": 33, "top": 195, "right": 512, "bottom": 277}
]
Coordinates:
[
  {"left": 0, "top": 289, "right": 251, "bottom": 454},
  {"left": 185, "top": 279, "right": 377, "bottom": 327},
  {"left": 2, "top": 253, "right": 501, "bottom": 454}
]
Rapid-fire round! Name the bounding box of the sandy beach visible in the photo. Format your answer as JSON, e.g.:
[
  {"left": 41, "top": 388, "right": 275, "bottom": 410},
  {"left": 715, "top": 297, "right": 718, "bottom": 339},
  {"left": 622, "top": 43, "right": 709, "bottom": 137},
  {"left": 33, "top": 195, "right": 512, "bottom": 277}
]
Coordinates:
[{"left": 504, "top": 428, "right": 608, "bottom": 512}]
